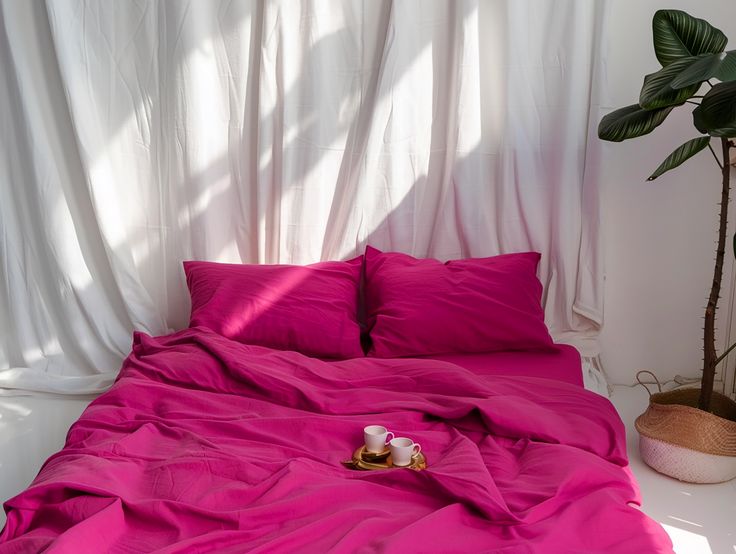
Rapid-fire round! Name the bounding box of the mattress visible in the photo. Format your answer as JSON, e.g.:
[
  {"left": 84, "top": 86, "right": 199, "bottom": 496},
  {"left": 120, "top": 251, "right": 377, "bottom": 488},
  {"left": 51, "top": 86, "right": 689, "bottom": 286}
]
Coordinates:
[{"left": 416, "top": 344, "right": 583, "bottom": 386}]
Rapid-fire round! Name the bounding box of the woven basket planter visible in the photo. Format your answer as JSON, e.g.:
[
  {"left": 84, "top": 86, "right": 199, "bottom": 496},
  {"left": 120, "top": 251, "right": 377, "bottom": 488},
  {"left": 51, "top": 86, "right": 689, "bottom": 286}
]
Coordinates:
[{"left": 635, "top": 388, "right": 736, "bottom": 483}]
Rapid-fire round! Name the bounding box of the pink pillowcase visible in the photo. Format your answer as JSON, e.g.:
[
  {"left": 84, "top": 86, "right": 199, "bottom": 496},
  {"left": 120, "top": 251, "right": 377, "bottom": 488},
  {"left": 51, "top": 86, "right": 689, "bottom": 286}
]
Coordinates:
[
  {"left": 184, "top": 258, "right": 364, "bottom": 359},
  {"left": 364, "top": 246, "right": 554, "bottom": 357}
]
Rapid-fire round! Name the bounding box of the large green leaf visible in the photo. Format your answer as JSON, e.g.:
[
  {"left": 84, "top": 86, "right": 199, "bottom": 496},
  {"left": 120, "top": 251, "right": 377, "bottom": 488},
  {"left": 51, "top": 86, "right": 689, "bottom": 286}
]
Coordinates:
[
  {"left": 647, "top": 136, "right": 711, "bottom": 180},
  {"left": 693, "top": 81, "right": 736, "bottom": 136},
  {"left": 598, "top": 104, "right": 674, "bottom": 142},
  {"left": 672, "top": 50, "right": 736, "bottom": 88},
  {"left": 639, "top": 57, "right": 702, "bottom": 109},
  {"left": 708, "top": 127, "right": 736, "bottom": 137},
  {"left": 652, "top": 10, "right": 727, "bottom": 67}
]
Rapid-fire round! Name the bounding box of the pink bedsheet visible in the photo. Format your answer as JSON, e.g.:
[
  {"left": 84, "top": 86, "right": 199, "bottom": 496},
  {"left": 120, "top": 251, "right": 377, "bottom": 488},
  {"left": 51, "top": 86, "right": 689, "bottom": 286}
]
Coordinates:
[
  {"left": 416, "top": 344, "right": 583, "bottom": 386},
  {"left": 0, "top": 328, "right": 672, "bottom": 553}
]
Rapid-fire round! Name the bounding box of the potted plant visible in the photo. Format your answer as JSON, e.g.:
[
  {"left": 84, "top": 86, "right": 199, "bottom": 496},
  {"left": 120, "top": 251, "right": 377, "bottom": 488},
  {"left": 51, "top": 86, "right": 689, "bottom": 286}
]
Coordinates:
[{"left": 598, "top": 9, "right": 736, "bottom": 483}]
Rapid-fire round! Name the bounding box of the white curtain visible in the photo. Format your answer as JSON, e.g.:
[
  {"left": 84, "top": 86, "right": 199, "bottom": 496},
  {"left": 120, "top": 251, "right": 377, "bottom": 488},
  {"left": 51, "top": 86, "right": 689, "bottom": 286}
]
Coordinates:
[{"left": 0, "top": 0, "right": 606, "bottom": 394}]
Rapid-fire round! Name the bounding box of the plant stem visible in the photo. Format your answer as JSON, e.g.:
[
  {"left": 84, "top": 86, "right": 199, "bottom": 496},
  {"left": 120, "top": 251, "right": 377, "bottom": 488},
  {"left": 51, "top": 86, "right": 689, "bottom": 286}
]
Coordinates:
[
  {"left": 700, "top": 137, "right": 732, "bottom": 411},
  {"left": 714, "top": 340, "right": 736, "bottom": 367},
  {"left": 708, "top": 143, "right": 724, "bottom": 169}
]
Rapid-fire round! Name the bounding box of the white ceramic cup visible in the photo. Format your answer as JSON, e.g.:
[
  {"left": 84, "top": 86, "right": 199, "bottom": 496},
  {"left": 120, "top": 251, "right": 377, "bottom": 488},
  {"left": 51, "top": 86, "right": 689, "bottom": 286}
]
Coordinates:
[
  {"left": 389, "top": 437, "right": 421, "bottom": 467},
  {"left": 364, "top": 425, "right": 394, "bottom": 453}
]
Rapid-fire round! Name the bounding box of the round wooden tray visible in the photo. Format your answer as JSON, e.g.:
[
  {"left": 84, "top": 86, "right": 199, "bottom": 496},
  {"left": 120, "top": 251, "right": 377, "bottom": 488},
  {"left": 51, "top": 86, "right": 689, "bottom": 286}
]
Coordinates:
[{"left": 341, "top": 445, "right": 427, "bottom": 471}]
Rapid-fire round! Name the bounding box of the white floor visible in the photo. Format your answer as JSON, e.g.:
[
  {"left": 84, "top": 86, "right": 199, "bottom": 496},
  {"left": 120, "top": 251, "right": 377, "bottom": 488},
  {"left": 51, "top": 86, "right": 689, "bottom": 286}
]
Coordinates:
[
  {"left": 0, "top": 393, "right": 93, "bottom": 527},
  {"left": 0, "top": 387, "right": 734, "bottom": 552},
  {"left": 609, "top": 385, "right": 736, "bottom": 554}
]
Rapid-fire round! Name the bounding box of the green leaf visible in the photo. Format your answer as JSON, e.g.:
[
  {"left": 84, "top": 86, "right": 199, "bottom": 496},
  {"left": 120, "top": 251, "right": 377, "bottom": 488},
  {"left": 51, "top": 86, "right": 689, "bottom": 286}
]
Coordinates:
[
  {"left": 709, "top": 127, "right": 736, "bottom": 137},
  {"left": 652, "top": 10, "right": 727, "bottom": 67},
  {"left": 639, "top": 57, "right": 702, "bottom": 109},
  {"left": 671, "top": 50, "right": 736, "bottom": 88},
  {"left": 693, "top": 81, "right": 736, "bottom": 137},
  {"left": 647, "top": 137, "right": 711, "bottom": 180},
  {"left": 598, "top": 104, "right": 674, "bottom": 142},
  {"left": 693, "top": 105, "right": 709, "bottom": 133}
]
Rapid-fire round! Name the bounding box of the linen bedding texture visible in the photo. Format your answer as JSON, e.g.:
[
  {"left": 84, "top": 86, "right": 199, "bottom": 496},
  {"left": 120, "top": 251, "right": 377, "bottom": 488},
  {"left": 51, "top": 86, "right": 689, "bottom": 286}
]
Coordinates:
[
  {"left": 0, "top": 327, "right": 673, "bottom": 553},
  {"left": 184, "top": 257, "right": 364, "bottom": 359},
  {"left": 186, "top": 247, "right": 555, "bottom": 360},
  {"left": 363, "top": 246, "right": 554, "bottom": 357}
]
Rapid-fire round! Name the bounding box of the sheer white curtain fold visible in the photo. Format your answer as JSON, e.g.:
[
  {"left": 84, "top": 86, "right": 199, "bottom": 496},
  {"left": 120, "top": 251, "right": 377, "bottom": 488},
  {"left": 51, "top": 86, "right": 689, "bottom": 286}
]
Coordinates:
[{"left": 0, "top": 0, "right": 607, "bottom": 394}]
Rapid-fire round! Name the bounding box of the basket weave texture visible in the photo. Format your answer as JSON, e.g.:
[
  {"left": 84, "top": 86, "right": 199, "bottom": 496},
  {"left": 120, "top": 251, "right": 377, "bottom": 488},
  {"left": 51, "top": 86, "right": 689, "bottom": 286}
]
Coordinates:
[{"left": 635, "top": 389, "right": 736, "bottom": 457}]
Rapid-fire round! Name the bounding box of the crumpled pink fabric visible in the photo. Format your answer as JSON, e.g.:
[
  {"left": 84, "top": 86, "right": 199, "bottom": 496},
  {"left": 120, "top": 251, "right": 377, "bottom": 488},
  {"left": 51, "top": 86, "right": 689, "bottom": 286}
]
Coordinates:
[
  {"left": 184, "top": 257, "right": 364, "bottom": 359},
  {"left": 1, "top": 327, "right": 672, "bottom": 553},
  {"left": 364, "top": 246, "right": 554, "bottom": 357}
]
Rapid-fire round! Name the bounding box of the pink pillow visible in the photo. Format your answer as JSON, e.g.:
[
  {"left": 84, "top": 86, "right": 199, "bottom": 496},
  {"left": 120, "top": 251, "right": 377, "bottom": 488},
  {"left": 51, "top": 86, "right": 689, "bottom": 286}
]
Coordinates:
[
  {"left": 184, "top": 258, "right": 364, "bottom": 359},
  {"left": 364, "top": 246, "right": 554, "bottom": 357}
]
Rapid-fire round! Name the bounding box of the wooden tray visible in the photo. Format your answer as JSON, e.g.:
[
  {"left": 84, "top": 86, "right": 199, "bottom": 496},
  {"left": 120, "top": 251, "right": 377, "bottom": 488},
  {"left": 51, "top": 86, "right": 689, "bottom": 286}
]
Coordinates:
[{"left": 341, "top": 446, "right": 427, "bottom": 471}]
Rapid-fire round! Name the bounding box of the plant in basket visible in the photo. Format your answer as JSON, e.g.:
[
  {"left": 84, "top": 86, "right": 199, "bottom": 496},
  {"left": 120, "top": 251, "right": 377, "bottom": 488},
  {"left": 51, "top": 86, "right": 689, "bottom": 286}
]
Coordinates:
[{"left": 598, "top": 9, "right": 736, "bottom": 483}]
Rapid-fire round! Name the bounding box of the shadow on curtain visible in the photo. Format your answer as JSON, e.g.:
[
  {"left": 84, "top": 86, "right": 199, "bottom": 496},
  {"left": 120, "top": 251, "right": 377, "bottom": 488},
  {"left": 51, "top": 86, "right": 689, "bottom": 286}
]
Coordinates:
[{"left": 0, "top": 0, "right": 606, "bottom": 394}]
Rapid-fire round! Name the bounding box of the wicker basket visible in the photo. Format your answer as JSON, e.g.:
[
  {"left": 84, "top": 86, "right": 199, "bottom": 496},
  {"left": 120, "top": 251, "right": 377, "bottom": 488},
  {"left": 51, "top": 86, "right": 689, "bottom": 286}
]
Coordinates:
[{"left": 635, "top": 387, "right": 736, "bottom": 483}]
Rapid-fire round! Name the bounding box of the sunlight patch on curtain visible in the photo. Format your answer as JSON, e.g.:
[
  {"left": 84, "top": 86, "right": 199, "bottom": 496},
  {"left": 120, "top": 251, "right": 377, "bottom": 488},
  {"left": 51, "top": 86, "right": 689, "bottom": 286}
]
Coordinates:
[{"left": 0, "top": 0, "right": 607, "bottom": 394}]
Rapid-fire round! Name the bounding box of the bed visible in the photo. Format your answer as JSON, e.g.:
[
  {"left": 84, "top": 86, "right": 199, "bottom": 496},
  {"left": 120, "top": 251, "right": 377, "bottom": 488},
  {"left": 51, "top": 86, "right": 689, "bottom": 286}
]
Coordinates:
[{"left": 0, "top": 248, "right": 673, "bottom": 553}]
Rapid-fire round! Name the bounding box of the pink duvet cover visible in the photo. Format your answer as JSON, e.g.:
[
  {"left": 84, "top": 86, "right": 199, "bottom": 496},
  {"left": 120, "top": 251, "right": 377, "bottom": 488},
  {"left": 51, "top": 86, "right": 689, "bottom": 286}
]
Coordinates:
[
  {"left": 0, "top": 328, "right": 672, "bottom": 553},
  {"left": 418, "top": 344, "right": 583, "bottom": 386}
]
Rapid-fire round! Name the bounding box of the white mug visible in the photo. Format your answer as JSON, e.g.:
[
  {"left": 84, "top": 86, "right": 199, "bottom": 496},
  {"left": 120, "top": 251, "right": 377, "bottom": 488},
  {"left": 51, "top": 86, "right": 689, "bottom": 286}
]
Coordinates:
[
  {"left": 364, "top": 425, "right": 394, "bottom": 453},
  {"left": 389, "top": 437, "right": 421, "bottom": 467}
]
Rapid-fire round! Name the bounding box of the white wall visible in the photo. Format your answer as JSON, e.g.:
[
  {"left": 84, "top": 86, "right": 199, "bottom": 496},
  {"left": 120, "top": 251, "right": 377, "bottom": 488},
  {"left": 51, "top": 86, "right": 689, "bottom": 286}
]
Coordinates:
[{"left": 598, "top": 0, "right": 736, "bottom": 386}]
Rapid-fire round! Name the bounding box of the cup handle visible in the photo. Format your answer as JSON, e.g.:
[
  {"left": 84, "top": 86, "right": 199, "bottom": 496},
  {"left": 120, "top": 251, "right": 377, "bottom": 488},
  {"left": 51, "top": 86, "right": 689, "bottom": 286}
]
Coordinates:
[
  {"left": 412, "top": 443, "right": 421, "bottom": 456},
  {"left": 385, "top": 431, "right": 395, "bottom": 445}
]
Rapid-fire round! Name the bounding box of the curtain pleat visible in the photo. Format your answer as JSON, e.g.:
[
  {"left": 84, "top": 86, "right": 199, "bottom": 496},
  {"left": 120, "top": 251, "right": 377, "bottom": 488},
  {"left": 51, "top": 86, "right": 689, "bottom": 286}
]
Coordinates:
[{"left": 0, "top": 0, "right": 607, "bottom": 394}]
